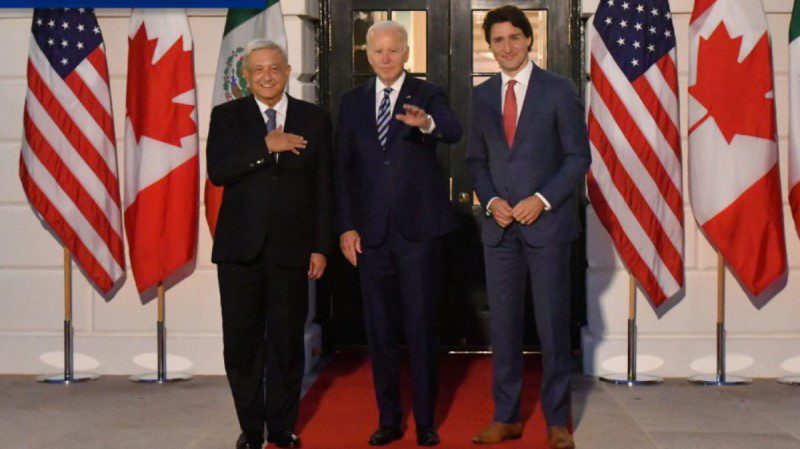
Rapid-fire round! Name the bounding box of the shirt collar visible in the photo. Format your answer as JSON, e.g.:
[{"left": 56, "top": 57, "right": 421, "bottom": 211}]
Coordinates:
[
  {"left": 254, "top": 92, "right": 288, "bottom": 118},
  {"left": 376, "top": 71, "right": 406, "bottom": 95},
  {"left": 500, "top": 59, "right": 533, "bottom": 89}
]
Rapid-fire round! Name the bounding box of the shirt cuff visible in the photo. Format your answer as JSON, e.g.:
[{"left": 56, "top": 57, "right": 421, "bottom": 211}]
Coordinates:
[
  {"left": 420, "top": 115, "right": 436, "bottom": 134},
  {"left": 535, "top": 192, "right": 551, "bottom": 211},
  {"left": 485, "top": 196, "right": 500, "bottom": 216}
]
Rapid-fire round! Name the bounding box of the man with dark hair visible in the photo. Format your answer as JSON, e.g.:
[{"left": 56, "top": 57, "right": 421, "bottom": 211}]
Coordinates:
[
  {"left": 467, "top": 5, "right": 590, "bottom": 449},
  {"left": 481, "top": 5, "right": 533, "bottom": 50},
  {"left": 207, "top": 38, "right": 332, "bottom": 449}
]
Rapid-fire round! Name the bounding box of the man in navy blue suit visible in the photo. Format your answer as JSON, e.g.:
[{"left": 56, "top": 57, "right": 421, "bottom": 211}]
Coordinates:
[
  {"left": 466, "top": 6, "right": 590, "bottom": 449},
  {"left": 334, "top": 20, "right": 462, "bottom": 447}
]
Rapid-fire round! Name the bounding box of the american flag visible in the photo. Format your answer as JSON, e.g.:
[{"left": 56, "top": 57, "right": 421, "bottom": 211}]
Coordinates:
[
  {"left": 587, "top": 0, "right": 684, "bottom": 306},
  {"left": 20, "top": 9, "right": 125, "bottom": 293}
]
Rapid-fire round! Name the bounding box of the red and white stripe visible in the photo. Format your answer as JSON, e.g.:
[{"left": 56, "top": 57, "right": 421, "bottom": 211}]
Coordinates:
[
  {"left": 20, "top": 37, "right": 125, "bottom": 294},
  {"left": 587, "top": 24, "right": 685, "bottom": 307}
]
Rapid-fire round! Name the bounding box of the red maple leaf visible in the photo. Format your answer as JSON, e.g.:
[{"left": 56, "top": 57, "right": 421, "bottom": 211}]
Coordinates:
[
  {"left": 688, "top": 23, "right": 776, "bottom": 144},
  {"left": 127, "top": 25, "right": 196, "bottom": 147}
]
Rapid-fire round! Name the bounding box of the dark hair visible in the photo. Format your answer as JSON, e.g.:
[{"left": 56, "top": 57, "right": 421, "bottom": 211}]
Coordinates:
[{"left": 482, "top": 5, "right": 533, "bottom": 51}]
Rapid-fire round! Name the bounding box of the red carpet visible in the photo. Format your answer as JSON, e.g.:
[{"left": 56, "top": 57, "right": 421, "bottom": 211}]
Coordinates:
[{"left": 297, "top": 353, "right": 552, "bottom": 448}]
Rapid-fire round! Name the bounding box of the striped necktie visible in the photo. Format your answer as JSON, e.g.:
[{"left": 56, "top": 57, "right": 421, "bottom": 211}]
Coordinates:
[{"left": 377, "top": 87, "right": 393, "bottom": 150}]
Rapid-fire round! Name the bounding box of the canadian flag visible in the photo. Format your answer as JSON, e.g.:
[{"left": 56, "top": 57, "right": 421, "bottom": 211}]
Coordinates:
[
  {"left": 124, "top": 9, "right": 198, "bottom": 293},
  {"left": 688, "top": 0, "right": 786, "bottom": 296}
]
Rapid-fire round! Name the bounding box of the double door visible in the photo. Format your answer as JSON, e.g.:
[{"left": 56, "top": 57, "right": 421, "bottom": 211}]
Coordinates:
[{"left": 320, "top": 0, "right": 586, "bottom": 351}]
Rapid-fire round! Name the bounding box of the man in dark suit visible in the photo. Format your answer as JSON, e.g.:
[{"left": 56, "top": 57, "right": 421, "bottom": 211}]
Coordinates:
[
  {"left": 334, "top": 20, "right": 462, "bottom": 447},
  {"left": 207, "top": 39, "right": 332, "bottom": 449},
  {"left": 466, "top": 6, "right": 590, "bottom": 449}
]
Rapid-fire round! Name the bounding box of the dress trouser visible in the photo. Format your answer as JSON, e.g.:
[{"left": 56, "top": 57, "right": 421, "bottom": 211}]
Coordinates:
[
  {"left": 483, "top": 224, "right": 572, "bottom": 427},
  {"left": 358, "top": 226, "right": 442, "bottom": 430},
  {"left": 217, "top": 240, "right": 308, "bottom": 445}
]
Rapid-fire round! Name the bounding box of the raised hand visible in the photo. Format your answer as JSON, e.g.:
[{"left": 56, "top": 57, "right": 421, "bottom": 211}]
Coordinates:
[{"left": 395, "top": 104, "right": 432, "bottom": 129}]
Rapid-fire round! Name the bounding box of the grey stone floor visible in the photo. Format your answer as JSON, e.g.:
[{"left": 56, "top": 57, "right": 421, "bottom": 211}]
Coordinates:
[{"left": 1, "top": 372, "right": 799, "bottom": 449}]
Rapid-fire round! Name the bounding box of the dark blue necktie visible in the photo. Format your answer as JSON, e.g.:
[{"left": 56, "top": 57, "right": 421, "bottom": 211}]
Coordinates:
[
  {"left": 265, "top": 108, "right": 277, "bottom": 132},
  {"left": 265, "top": 108, "right": 277, "bottom": 161}
]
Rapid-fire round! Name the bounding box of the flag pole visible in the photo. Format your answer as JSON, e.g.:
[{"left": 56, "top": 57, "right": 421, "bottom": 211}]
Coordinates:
[
  {"left": 689, "top": 251, "right": 750, "bottom": 385},
  {"left": 600, "top": 271, "right": 662, "bottom": 385},
  {"left": 130, "top": 281, "right": 192, "bottom": 384},
  {"left": 36, "top": 246, "right": 99, "bottom": 384}
]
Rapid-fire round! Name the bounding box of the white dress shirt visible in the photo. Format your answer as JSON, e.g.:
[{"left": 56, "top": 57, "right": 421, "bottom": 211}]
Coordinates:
[
  {"left": 375, "top": 71, "right": 436, "bottom": 134},
  {"left": 486, "top": 59, "right": 551, "bottom": 215},
  {"left": 257, "top": 92, "right": 288, "bottom": 161}
]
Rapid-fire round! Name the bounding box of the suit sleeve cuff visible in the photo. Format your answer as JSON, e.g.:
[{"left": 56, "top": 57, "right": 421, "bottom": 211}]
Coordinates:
[
  {"left": 420, "top": 115, "right": 436, "bottom": 134},
  {"left": 535, "top": 192, "right": 551, "bottom": 211},
  {"left": 485, "top": 196, "right": 500, "bottom": 216}
]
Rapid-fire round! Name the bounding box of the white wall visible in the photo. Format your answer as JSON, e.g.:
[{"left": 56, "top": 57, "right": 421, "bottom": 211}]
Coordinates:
[
  {"left": 0, "top": 2, "right": 320, "bottom": 375},
  {"left": 581, "top": 0, "right": 800, "bottom": 377},
  {"left": 2, "top": 0, "right": 798, "bottom": 378}
]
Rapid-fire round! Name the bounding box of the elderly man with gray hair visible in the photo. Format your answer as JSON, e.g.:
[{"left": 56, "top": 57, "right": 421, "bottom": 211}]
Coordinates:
[
  {"left": 334, "top": 20, "right": 463, "bottom": 447},
  {"left": 207, "top": 38, "right": 332, "bottom": 449}
]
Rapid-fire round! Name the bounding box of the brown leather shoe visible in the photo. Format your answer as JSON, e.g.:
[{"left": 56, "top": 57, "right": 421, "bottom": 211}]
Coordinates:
[
  {"left": 547, "top": 426, "right": 575, "bottom": 449},
  {"left": 471, "top": 422, "right": 523, "bottom": 444}
]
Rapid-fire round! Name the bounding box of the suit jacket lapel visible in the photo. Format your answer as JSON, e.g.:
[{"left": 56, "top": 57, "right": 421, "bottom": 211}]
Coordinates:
[
  {"left": 283, "top": 94, "right": 299, "bottom": 135},
  {"left": 385, "top": 73, "right": 420, "bottom": 151},
  {"left": 511, "top": 63, "right": 545, "bottom": 151},
  {"left": 487, "top": 74, "right": 508, "bottom": 150},
  {"left": 242, "top": 94, "right": 268, "bottom": 136},
  {"left": 361, "top": 78, "right": 381, "bottom": 147}
]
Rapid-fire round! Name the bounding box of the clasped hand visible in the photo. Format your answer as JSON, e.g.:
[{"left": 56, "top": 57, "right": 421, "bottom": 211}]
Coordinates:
[{"left": 488, "top": 195, "right": 545, "bottom": 228}]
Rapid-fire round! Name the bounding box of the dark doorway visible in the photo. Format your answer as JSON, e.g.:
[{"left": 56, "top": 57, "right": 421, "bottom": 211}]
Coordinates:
[{"left": 318, "top": 0, "right": 586, "bottom": 351}]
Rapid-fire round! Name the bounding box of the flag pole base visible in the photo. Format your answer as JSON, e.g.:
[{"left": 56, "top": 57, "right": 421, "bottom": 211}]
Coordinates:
[
  {"left": 599, "top": 373, "right": 662, "bottom": 386},
  {"left": 36, "top": 372, "right": 99, "bottom": 384},
  {"left": 129, "top": 372, "right": 193, "bottom": 384},
  {"left": 688, "top": 374, "right": 751, "bottom": 386},
  {"left": 777, "top": 376, "right": 800, "bottom": 386}
]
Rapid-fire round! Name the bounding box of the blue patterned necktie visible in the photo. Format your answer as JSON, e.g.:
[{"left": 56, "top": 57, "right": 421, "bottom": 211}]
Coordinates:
[
  {"left": 265, "top": 108, "right": 277, "bottom": 132},
  {"left": 376, "top": 87, "right": 393, "bottom": 150},
  {"left": 265, "top": 108, "right": 277, "bottom": 161}
]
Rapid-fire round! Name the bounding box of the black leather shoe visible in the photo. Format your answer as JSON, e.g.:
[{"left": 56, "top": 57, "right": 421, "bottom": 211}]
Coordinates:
[
  {"left": 236, "top": 433, "right": 263, "bottom": 449},
  {"left": 267, "top": 430, "right": 301, "bottom": 448},
  {"left": 416, "top": 428, "right": 440, "bottom": 446},
  {"left": 369, "top": 426, "right": 404, "bottom": 445}
]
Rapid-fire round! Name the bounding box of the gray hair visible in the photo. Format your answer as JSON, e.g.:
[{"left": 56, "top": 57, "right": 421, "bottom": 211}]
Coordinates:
[
  {"left": 244, "top": 38, "right": 288, "bottom": 67},
  {"left": 366, "top": 20, "right": 408, "bottom": 50}
]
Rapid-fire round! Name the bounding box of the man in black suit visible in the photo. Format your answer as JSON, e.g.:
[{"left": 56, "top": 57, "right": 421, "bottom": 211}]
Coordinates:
[
  {"left": 207, "top": 38, "right": 332, "bottom": 449},
  {"left": 334, "top": 20, "right": 462, "bottom": 447}
]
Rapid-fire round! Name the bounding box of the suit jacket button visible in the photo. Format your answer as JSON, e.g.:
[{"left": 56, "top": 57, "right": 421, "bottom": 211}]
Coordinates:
[{"left": 383, "top": 160, "right": 390, "bottom": 166}]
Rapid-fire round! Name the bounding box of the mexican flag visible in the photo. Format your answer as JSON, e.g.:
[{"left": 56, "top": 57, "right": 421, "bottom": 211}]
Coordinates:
[
  {"left": 204, "top": 4, "right": 287, "bottom": 237},
  {"left": 790, "top": 0, "right": 800, "bottom": 238}
]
